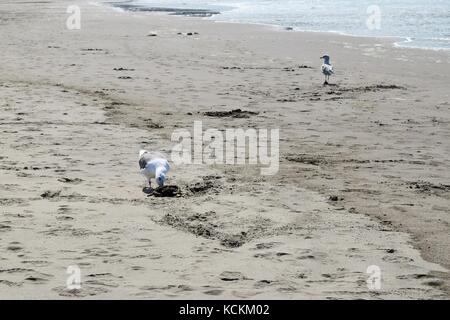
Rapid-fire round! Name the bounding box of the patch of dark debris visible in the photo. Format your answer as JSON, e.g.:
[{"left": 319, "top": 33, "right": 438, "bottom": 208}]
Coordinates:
[
  {"left": 58, "top": 177, "right": 83, "bottom": 184},
  {"left": 254, "top": 242, "right": 282, "bottom": 250},
  {"left": 328, "top": 195, "right": 344, "bottom": 202},
  {"left": 203, "top": 108, "right": 258, "bottom": 118},
  {"left": 145, "top": 185, "right": 181, "bottom": 198},
  {"left": 143, "top": 118, "right": 164, "bottom": 129},
  {"left": 113, "top": 67, "right": 135, "bottom": 71},
  {"left": 0, "top": 224, "right": 12, "bottom": 232},
  {"left": 278, "top": 84, "right": 406, "bottom": 102},
  {"left": 81, "top": 48, "right": 104, "bottom": 52},
  {"left": 219, "top": 271, "right": 249, "bottom": 281},
  {"left": 186, "top": 176, "right": 223, "bottom": 195},
  {"left": 407, "top": 181, "right": 450, "bottom": 195},
  {"left": 286, "top": 155, "right": 430, "bottom": 167},
  {"left": 101, "top": 101, "right": 129, "bottom": 121},
  {"left": 40, "top": 190, "right": 61, "bottom": 199},
  {"left": 330, "top": 84, "right": 406, "bottom": 93},
  {"left": 127, "top": 116, "right": 164, "bottom": 130},
  {"left": 145, "top": 176, "right": 223, "bottom": 198},
  {"left": 285, "top": 154, "right": 328, "bottom": 166},
  {"left": 187, "top": 180, "right": 220, "bottom": 195},
  {"left": 0, "top": 198, "right": 26, "bottom": 206},
  {"left": 221, "top": 65, "right": 311, "bottom": 71},
  {"left": 282, "top": 65, "right": 313, "bottom": 71},
  {"left": 422, "top": 280, "right": 444, "bottom": 287},
  {"left": 40, "top": 191, "right": 86, "bottom": 201}
]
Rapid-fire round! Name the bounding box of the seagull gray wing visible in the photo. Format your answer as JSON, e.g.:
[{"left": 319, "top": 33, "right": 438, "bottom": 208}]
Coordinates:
[{"left": 321, "top": 64, "right": 334, "bottom": 75}]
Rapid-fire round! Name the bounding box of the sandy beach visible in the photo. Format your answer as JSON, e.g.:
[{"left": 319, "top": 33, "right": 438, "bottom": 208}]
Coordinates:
[{"left": 0, "top": 0, "right": 449, "bottom": 299}]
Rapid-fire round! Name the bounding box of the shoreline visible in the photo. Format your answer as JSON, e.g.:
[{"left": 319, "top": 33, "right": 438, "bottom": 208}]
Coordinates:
[
  {"left": 105, "top": 0, "right": 450, "bottom": 52},
  {"left": 0, "top": 0, "right": 449, "bottom": 298}
]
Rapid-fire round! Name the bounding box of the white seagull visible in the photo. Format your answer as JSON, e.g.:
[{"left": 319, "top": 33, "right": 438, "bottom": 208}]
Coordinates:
[
  {"left": 320, "top": 54, "right": 334, "bottom": 85},
  {"left": 139, "top": 149, "right": 170, "bottom": 188}
]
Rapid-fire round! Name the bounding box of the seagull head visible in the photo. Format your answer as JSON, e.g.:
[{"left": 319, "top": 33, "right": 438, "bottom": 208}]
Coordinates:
[
  {"left": 320, "top": 55, "right": 331, "bottom": 64},
  {"left": 139, "top": 149, "right": 148, "bottom": 158},
  {"left": 156, "top": 172, "right": 166, "bottom": 187}
]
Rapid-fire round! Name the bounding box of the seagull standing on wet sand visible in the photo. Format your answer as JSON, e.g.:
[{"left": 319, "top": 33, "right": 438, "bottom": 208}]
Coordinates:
[
  {"left": 139, "top": 150, "right": 170, "bottom": 188},
  {"left": 320, "top": 54, "right": 334, "bottom": 85}
]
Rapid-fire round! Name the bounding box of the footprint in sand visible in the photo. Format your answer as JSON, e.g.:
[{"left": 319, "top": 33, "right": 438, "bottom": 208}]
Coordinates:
[
  {"left": 6, "top": 242, "right": 23, "bottom": 252},
  {"left": 219, "top": 271, "right": 250, "bottom": 282},
  {"left": 53, "top": 286, "right": 109, "bottom": 297},
  {"left": 203, "top": 289, "right": 224, "bottom": 296},
  {"left": 254, "top": 242, "right": 283, "bottom": 250}
]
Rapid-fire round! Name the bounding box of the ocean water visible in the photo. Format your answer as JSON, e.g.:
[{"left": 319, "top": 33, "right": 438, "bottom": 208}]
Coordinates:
[{"left": 127, "top": 0, "right": 450, "bottom": 50}]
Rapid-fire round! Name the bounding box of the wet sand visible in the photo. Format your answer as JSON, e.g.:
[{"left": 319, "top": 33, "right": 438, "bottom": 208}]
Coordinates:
[{"left": 0, "top": 0, "right": 449, "bottom": 299}]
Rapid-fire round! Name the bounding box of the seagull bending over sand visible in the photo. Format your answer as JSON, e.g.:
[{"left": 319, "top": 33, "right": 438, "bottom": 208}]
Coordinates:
[
  {"left": 320, "top": 54, "right": 334, "bottom": 85},
  {"left": 139, "top": 150, "right": 170, "bottom": 188}
]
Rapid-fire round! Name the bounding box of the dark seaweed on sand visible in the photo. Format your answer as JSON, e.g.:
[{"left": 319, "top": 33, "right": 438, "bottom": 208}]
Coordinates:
[
  {"left": 145, "top": 185, "right": 181, "bottom": 197},
  {"left": 203, "top": 108, "right": 258, "bottom": 118}
]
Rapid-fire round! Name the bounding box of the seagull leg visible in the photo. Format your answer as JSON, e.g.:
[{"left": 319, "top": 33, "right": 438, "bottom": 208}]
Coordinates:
[{"left": 142, "top": 179, "right": 153, "bottom": 194}]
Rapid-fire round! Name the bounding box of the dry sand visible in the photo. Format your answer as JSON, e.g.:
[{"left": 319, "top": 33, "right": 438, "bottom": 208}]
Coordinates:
[{"left": 0, "top": 0, "right": 449, "bottom": 299}]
